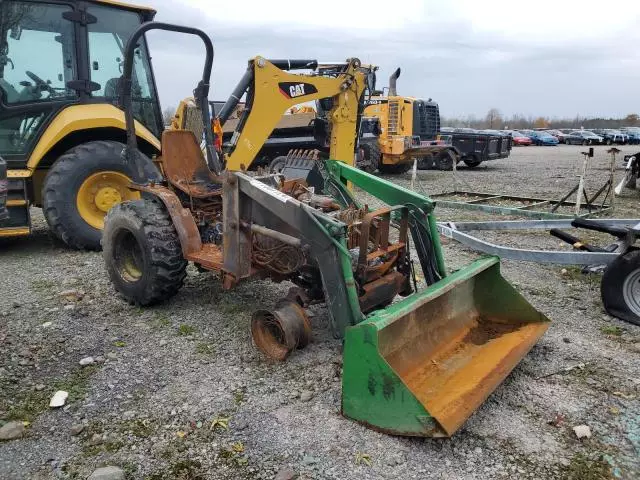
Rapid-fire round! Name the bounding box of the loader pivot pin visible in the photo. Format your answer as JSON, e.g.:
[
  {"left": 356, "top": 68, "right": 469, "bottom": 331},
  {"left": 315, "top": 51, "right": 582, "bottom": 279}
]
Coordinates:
[{"left": 251, "top": 300, "right": 311, "bottom": 361}]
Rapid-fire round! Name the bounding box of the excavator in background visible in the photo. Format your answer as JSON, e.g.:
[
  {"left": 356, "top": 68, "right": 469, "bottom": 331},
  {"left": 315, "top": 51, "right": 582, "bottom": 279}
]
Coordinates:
[
  {"left": 216, "top": 101, "right": 383, "bottom": 173},
  {"left": 362, "top": 68, "right": 458, "bottom": 172},
  {"left": 101, "top": 21, "right": 550, "bottom": 438}
]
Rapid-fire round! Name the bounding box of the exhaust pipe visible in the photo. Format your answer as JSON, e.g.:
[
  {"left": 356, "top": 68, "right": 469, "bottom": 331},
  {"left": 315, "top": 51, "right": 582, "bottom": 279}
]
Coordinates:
[{"left": 389, "top": 67, "right": 401, "bottom": 96}]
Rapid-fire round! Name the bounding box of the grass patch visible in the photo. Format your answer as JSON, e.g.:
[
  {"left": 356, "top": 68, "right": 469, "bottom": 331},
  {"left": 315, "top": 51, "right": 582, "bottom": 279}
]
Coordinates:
[
  {"left": 562, "top": 454, "right": 612, "bottom": 480},
  {"left": 217, "top": 300, "right": 245, "bottom": 315},
  {"left": 233, "top": 389, "right": 245, "bottom": 405},
  {"left": 113, "top": 340, "right": 127, "bottom": 348},
  {"left": 120, "top": 418, "right": 155, "bottom": 438},
  {"left": 195, "top": 342, "right": 214, "bottom": 355},
  {"left": 1, "top": 365, "right": 99, "bottom": 422},
  {"left": 31, "top": 279, "right": 57, "bottom": 292},
  {"left": 600, "top": 325, "right": 623, "bottom": 336},
  {"left": 561, "top": 266, "right": 601, "bottom": 286},
  {"left": 152, "top": 312, "right": 172, "bottom": 329},
  {"left": 178, "top": 324, "right": 196, "bottom": 336}
]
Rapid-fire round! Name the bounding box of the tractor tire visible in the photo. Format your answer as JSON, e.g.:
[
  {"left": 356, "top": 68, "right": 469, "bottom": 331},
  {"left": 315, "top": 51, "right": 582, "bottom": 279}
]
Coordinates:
[
  {"left": 102, "top": 199, "right": 187, "bottom": 306},
  {"left": 417, "top": 154, "right": 434, "bottom": 170},
  {"left": 358, "top": 140, "right": 381, "bottom": 173},
  {"left": 43, "top": 141, "right": 159, "bottom": 250},
  {"left": 269, "top": 156, "right": 288, "bottom": 174},
  {"left": 378, "top": 162, "right": 412, "bottom": 174},
  {"left": 434, "top": 149, "right": 456, "bottom": 171},
  {"left": 601, "top": 249, "right": 640, "bottom": 326},
  {"left": 463, "top": 154, "right": 482, "bottom": 168}
]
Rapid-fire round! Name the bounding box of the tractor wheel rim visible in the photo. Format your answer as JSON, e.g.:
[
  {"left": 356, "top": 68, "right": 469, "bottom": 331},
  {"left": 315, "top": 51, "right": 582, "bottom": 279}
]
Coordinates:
[
  {"left": 76, "top": 171, "right": 139, "bottom": 230},
  {"left": 113, "top": 229, "right": 144, "bottom": 282},
  {"left": 622, "top": 268, "right": 640, "bottom": 317}
]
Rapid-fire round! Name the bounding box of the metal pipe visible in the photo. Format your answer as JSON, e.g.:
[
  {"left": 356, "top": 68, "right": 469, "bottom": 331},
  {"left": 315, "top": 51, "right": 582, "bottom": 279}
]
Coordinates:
[
  {"left": 389, "top": 67, "right": 401, "bottom": 96},
  {"left": 119, "top": 21, "right": 214, "bottom": 180},
  {"left": 245, "top": 223, "right": 302, "bottom": 248},
  {"left": 216, "top": 66, "right": 254, "bottom": 125}
]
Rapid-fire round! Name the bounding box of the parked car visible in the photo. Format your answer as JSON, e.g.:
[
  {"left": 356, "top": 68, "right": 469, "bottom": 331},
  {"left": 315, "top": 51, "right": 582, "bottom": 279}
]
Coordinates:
[
  {"left": 620, "top": 127, "right": 640, "bottom": 145},
  {"left": 526, "top": 131, "right": 559, "bottom": 146},
  {"left": 592, "top": 129, "right": 628, "bottom": 145},
  {"left": 481, "top": 129, "right": 511, "bottom": 136},
  {"left": 565, "top": 130, "right": 603, "bottom": 145},
  {"left": 507, "top": 130, "right": 533, "bottom": 146},
  {"left": 544, "top": 130, "right": 566, "bottom": 143}
]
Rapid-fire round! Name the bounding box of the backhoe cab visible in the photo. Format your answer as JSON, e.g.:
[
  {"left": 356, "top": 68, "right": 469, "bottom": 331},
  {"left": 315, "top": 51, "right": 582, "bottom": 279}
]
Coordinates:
[
  {"left": 102, "top": 22, "right": 550, "bottom": 438},
  {"left": 0, "top": 0, "right": 161, "bottom": 248}
]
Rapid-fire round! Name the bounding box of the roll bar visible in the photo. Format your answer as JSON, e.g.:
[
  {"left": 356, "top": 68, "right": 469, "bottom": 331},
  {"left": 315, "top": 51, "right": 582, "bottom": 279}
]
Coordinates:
[{"left": 119, "top": 22, "right": 223, "bottom": 177}]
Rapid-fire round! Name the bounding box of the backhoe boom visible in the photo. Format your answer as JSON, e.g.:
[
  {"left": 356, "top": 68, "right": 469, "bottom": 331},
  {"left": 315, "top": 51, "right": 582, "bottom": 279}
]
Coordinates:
[{"left": 219, "top": 57, "right": 375, "bottom": 171}]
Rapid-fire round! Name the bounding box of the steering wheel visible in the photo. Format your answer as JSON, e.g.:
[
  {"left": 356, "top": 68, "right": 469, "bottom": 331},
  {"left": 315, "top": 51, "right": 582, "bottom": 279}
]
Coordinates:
[{"left": 25, "top": 70, "right": 51, "bottom": 91}]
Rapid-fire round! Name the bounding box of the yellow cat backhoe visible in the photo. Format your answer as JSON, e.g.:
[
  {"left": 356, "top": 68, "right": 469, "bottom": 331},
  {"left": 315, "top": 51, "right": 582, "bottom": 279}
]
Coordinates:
[
  {"left": 100, "top": 21, "right": 550, "bottom": 438},
  {"left": 0, "top": 0, "right": 162, "bottom": 248}
]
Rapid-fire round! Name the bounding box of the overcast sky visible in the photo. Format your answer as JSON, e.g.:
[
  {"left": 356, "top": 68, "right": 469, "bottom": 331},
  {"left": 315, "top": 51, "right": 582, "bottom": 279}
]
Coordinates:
[{"left": 145, "top": 0, "right": 640, "bottom": 119}]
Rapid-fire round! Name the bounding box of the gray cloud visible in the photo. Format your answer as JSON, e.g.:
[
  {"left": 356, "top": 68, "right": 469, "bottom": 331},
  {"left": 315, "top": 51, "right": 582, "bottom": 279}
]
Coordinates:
[{"left": 145, "top": 0, "right": 640, "bottom": 119}]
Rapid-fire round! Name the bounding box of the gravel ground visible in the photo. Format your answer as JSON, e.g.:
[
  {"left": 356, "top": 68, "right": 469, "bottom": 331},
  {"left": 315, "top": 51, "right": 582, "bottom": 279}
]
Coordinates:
[{"left": 1, "top": 144, "right": 639, "bottom": 480}]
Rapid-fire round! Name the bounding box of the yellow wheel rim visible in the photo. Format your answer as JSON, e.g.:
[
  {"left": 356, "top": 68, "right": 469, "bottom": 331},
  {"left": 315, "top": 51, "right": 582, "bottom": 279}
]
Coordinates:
[{"left": 76, "top": 171, "right": 140, "bottom": 230}]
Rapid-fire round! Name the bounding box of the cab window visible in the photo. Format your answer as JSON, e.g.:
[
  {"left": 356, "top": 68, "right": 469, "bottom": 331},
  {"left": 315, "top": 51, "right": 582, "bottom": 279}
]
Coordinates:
[
  {"left": 0, "top": 1, "right": 77, "bottom": 104},
  {"left": 87, "top": 5, "right": 161, "bottom": 137}
]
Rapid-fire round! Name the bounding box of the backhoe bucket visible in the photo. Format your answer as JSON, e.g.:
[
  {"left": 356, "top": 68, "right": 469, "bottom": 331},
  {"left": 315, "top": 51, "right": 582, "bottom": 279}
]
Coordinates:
[{"left": 341, "top": 256, "right": 549, "bottom": 437}]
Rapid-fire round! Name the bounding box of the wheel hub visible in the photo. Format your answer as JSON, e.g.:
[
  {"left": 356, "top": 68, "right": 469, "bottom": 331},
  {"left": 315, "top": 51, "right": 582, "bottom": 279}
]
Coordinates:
[
  {"left": 76, "top": 171, "right": 139, "bottom": 230},
  {"left": 94, "top": 186, "right": 123, "bottom": 212},
  {"left": 623, "top": 268, "right": 640, "bottom": 316}
]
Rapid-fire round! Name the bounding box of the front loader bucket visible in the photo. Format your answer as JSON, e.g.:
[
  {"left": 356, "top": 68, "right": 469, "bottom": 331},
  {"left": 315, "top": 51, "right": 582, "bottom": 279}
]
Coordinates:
[{"left": 341, "top": 256, "right": 549, "bottom": 437}]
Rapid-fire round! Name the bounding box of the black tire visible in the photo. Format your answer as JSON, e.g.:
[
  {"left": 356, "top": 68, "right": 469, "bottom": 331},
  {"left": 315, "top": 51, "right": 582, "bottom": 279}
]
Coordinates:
[
  {"left": 417, "top": 154, "right": 434, "bottom": 170},
  {"left": 358, "top": 141, "right": 381, "bottom": 173},
  {"left": 378, "top": 163, "right": 412, "bottom": 174},
  {"left": 269, "top": 156, "right": 288, "bottom": 174},
  {"left": 463, "top": 154, "right": 482, "bottom": 168},
  {"left": 43, "top": 140, "right": 159, "bottom": 250},
  {"left": 434, "top": 150, "right": 456, "bottom": 171},
  {"left": 601, "top": 249, "right": 640, "bottom": 326},
  {"left": 606, "top": 138, "right": 613, "bottom": 146},
  {"left": 102, "top": 199, "right": 187, "bottom": 306}
]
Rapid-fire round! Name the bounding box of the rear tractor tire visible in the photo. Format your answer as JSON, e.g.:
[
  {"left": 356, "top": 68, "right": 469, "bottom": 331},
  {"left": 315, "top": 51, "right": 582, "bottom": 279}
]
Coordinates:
[
  {"left": 102, "top": 199, "right": 187, "bottom": 306},
  {"left": 43, "top": 140, "right": 160, "bottom": 250}
]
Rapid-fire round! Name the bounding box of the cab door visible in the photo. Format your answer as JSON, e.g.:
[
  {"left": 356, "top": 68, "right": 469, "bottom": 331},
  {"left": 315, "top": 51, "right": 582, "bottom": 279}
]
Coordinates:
[{"left": 0, "top": 0, "right": 79, "bottom": 167}]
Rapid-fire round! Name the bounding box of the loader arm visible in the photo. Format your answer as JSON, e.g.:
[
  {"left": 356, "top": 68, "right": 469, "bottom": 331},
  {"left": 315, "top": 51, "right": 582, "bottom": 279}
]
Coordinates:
[{"left": 219, "top": 57, "right": 374, "bottom": 171}]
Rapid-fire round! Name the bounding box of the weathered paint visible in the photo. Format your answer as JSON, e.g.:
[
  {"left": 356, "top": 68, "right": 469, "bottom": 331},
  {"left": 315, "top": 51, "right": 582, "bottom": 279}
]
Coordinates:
[{"left": 342, "top": 257, "right": 550, "bottom": 437}]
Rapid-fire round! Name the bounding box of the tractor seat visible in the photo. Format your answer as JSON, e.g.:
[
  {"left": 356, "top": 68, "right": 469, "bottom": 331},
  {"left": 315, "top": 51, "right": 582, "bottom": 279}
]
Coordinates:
[
  {"left": 161, "top": 129, "right": 222, "bottom": 198},
  {"left": 104, "top": 77, "right": 120, "bottom": 98}
]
